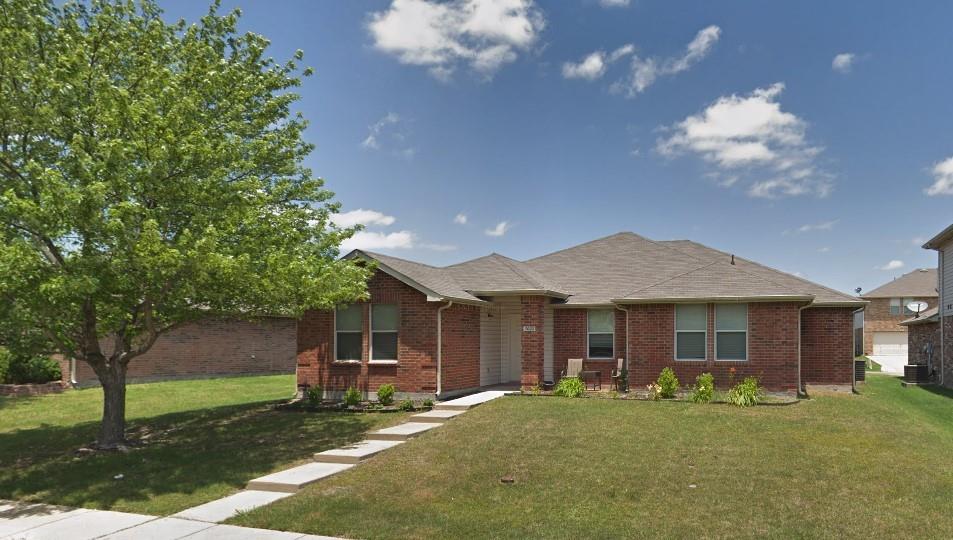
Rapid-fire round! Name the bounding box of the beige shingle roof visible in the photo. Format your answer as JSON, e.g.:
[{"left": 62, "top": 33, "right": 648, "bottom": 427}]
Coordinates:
[
  {"left": 861, "top": 268, "right": 938, "bottom": 299},
  {"left": 899, "top": 306, "right": 939, "bottom": 326},
  {"left": 345, "top": 232, "right": 864, "bottom": 307}
]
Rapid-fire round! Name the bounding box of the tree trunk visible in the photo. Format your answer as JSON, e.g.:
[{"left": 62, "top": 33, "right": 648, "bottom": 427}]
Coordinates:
[{"left": 96, "top": 360, "right": 128, "bottom": 449}]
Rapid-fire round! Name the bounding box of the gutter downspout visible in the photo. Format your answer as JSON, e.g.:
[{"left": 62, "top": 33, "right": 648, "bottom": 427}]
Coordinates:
[
  {"left": 615, "top": 304, "right": 629, "bottom": 370},
  {"left": 436, "top": 300, "right": 453, "bottom": 397},
  {"left": 69, "top": 357, "right": 78, "bottom": 386},
  {"left": 798, "top": 304, "right": 810, "bottom": 397}
]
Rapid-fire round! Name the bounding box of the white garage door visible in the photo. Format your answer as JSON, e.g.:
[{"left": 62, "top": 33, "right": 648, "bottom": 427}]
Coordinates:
[{"left": 873, "top": 332, "right": 908, "bottom": 356}]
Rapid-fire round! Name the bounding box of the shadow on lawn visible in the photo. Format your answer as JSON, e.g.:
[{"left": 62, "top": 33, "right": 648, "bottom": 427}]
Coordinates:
[
  {"left": 0, "top": 400, "right": 381, "bottom": 512},
  {"left": 919, "top": 381, "right": 953, "bottom": 400}
]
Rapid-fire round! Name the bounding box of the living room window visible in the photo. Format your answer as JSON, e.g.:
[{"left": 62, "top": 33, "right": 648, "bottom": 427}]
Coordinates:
[
  {"left": 587, "top": 309, "right": 614, "bottom": 359},
  {"left": 715, "top": 303, "right": 748, "bottom": 361},
  {"left": 675, "top": 304, "right": 707, "bottom": 360},
  {"left": 335, "top": 304, "right": 363, "bottom": 361},
  {"left": 371, "top": 304, "right": 399, "bottom": 361}
]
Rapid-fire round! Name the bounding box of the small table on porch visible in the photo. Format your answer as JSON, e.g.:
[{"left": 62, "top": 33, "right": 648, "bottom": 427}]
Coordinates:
[{"left": 579, "top": 370, "right": 602, "bottom": 391}]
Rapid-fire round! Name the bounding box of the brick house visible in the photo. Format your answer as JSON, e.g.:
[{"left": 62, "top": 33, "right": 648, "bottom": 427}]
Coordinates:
[
  {"left": 297, "top": 233, "right": 863, "bottom": 399},
  {"left": 859, "top": 268, "right": 938, "bottom": 357},
  {"left": 922, "top": 224, "right": 953, "bottom": 388}
]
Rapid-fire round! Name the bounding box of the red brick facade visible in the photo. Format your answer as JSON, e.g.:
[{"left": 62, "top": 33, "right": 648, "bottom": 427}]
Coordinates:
[
  {"left": 861, "top": 296, "right": 936, "bottom": 354},
  {"left": 68, "top": 317, "right": 296, "bottom": 385},
  {"left": 800, "top": 307, "right": 855, "bottom": 386},
  {"left": 296, "top": 271, "right": 481, "bottom": 398},
  {"left": 520, "top": 296, "right": 546, "bottom": 388},
  {"left": 906, "top": 320, "right": 940, "bottom": 369},
  {"left": 552, "top": 308, "right": 628, "bottom": 386}
]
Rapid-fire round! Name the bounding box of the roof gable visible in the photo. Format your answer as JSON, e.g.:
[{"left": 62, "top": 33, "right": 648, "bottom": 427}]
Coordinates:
[{"left": 861, "top": 268, "right": 938, "bottom": 298}]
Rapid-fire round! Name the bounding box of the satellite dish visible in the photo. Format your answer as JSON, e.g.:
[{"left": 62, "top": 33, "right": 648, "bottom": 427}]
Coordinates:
[{"left": 907, "top": 301, "right": 928, "bottom": 317}]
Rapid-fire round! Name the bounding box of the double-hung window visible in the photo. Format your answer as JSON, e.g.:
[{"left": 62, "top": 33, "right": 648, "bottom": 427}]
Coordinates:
[
  {"left": 675, "top": 304, "right": 707, "bottom": 360},
  {"left": 889, "top": 298, "right": 902, "bottom": 315},
  {"left": 587, "top": 309, "right": 614, "bottom": 359},
  {"left": 901, "top": 297, "right": 917, "bottom": 316},
  {"left": 371, "top": 304, "right": 399, "bottom": 361},
  {"left": 335, "top": 305, "right": 362, "bottom": 361},
  {"left": 715, "top": 304, "right": 747, "bottom": 361}
]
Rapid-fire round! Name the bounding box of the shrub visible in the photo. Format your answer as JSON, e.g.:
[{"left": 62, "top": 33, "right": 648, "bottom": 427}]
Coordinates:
[
  {"left": 306, "top": 386, "right": 322, "bottom": 406},
  {"left": 422, "top": 398, "right": 434, "bottom": 408},
  {"left": 377, "top": 383, "right": 396, "bottom": 406},
  {"left": 617, "top": 364, "right": 629, "bottom": 392},
  {"left": 0, "top": 347, "right": 10, "bottom": 384},
  {"left": 646, "top": 383, "right": 662, "bottom": 401},
  {"left": 529, "top": 384, "right": 541, "bottom": 396},
  {"left": 6, "top": 354, "right": 61, "bottom": 384},
  {"left": 553, "top": 376, "right": 585, "bottom": 398},
  {"left": 398, "top": 399, "right": 415, "bottom": 411},
  {"left": 343, "top": 386, "right": 361, "bottom": 407},
  {"left": 656, "top": 367, "right": 679, "bottom": 399},
  {"left": 692, "top": 373, "right": 714, "bottom": 404},
  {"left": 727, "top": 376, "right": 762, "bottom": 407}
]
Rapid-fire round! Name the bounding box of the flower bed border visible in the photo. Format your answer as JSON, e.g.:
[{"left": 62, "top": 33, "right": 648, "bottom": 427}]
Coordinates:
[
  {"left": 511, "top": 390, "right": 799, "bottom": 406},
  {"left": 0, "top": 381, "right": 67, "bottom": 397}
]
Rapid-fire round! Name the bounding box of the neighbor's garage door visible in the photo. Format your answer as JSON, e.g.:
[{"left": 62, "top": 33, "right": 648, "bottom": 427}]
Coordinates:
[{"left": 872, "top": 332, "right": 908, "bottom": 356}]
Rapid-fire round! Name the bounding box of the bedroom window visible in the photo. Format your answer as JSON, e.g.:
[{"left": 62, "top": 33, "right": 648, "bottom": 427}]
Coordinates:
[
  {"left": 587, "top": 309, "right": 614, "bottom": 359},
  {"left": 901, "top": 297, "right": 917, "bottom": 315},
  {"left": 335, "top": 304, "right": 362, "bottom": 361},
  {"left": 889, "top": 298, "right": 901, "bottom": 315},
  {"left": 371, "top": 304, "right": 399, "bottom": 361},
  {"left": 715, "top": 303, "right": 748, "bottom": 361},
  {"left": 675, "top": 304, "right": 707, "bottom": 360}
]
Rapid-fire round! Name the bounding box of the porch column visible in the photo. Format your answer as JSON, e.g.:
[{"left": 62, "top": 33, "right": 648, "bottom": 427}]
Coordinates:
[{"left": 520, "top": 296, "right": 545, "bottom": 389}]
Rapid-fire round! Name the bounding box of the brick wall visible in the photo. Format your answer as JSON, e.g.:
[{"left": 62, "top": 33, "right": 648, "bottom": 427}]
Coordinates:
[
  {"left": 944, "top": 315, "right": 953, "bottom": 389},
  {"left": 296, "top": 270, "right": 480, "bottom": 398},
  {"left": 906, "top": 321, "right": 939, "bottom": 368},
  {"left": 625, "top": 302, "right": 801, "bottom": 391},
  {"left": 862, "top": 296, "right": 936, "bottom": 354},
  {"left": 520, "top": 296, "right": 546, "bottom": 389},
  {"left": 69, "top": 317, "right": 296, "bottom": 385},
  {"left": 552, "top": 308, "right": 626, "bottom": 386},
  {"left": 801, "top": 307, "right": 854, "bottom": 386}
]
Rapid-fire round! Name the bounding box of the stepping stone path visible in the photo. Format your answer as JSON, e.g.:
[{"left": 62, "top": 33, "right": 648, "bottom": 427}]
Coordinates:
[{"left": 167, "top": 390, "right": 516, "bottom": 526}]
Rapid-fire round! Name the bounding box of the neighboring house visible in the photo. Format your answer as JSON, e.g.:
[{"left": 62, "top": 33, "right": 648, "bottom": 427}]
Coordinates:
[
  {"left": 296, "top": 232, "right": 863, "bottom": 399},
  {"left": 63, "top": 317, "right": 297, "bottom": 386},
  {"left": 899, "top": 307, "right": 939, "bottom": 376},
  {"left": 859, "top": 268, "right": 938, "bottom": 357},
  {"left": 923, "top": 224, "right": 953, "bottom": 388}
]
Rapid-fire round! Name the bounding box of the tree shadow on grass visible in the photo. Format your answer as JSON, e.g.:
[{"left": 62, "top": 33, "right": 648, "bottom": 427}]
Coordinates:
[{"left": 0, "top": 400, "right": 385, "bottom": 514}]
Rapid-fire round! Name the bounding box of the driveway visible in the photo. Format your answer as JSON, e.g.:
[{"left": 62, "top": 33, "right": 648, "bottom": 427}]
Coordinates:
[{"left": 868, "top": 354, "right": 906, "bottom": 375}]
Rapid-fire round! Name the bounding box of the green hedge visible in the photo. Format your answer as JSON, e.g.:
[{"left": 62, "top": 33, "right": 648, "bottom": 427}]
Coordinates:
[{"left": 0, "top": 348, "right": 61, "bottom": 385}]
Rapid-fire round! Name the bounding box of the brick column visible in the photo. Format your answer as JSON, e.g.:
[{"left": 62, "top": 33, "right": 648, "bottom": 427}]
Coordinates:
[{"left": 520, "top": 296, "right": 546, "bottom": 389}]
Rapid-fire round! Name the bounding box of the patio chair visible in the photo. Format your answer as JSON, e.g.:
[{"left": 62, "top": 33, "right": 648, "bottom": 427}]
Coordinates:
[
  {"left": 560, "top": 358, "right": 583, "bottom": 379},
  {"left": 610, "top": 358, "right": 627, "bottom": 391}
]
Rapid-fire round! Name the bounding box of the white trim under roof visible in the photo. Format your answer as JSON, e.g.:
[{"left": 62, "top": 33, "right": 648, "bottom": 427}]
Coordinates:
[
  {"left": 344, "top": 250, "right": 488, "bottom": 306},
  {"left": 923, "top": 223, "right": 953, "bottom": 250}
]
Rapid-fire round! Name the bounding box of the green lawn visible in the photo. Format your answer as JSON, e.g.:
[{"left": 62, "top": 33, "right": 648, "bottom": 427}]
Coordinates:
[
  {"left": 230, "top": 376, "right": 953, "bottom": 539},
  {"left": 0, "top": 375, "right": 407, "bottom": 515},
  {"left": 858, "top": 355, "right": 882, "bottom": 372}
]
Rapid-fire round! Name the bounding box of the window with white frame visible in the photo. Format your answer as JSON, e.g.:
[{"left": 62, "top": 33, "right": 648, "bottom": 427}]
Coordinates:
[
  {"left": 902, "top": 297, "right": 917, "bottom": 315},
  {"left": 675, "top": 304, "right": 707, "bottom": 360},
  {"left": 587, "top": 309, "right": 614, "bottom": 359},
  {"left": 371, "top": 304, "right": 398, "bottom": 361},
  {"left": 716, "top": 303, "right": 747, "bottom": 361},
  {"left": 889, "top": 298, "right": 902, "bottom": 315},
  {"left": 335, "top": 305, "right": 362, "bottom": 361}
]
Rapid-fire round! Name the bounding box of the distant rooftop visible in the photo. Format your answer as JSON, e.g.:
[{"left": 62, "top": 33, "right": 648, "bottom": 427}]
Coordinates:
[{"left": 861, "top": 268, "right": 938, "bottom": 298}]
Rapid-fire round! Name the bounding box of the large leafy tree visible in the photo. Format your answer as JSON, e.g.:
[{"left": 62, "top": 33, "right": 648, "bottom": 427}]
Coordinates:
[{"left": 0, "top": 0, "right": 370, "bottom": 448}]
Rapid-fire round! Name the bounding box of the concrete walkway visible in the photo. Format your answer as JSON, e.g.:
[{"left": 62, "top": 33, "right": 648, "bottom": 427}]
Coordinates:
[
  {"left": 868, "top": 354, "right": 906, "bottom": 375},
  {"left": 2, "top": 390, "right": 514, "bottom": 540}
]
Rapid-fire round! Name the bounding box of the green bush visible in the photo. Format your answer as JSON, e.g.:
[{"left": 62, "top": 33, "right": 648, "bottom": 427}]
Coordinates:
[
  {"left": 727, "top": 376, "right": 762, "bottom": 407},
  {"left": 0, "top": 347, "right": 10, "bottom": 384},
  {"left": 377, "top": 383, "right": 396, "bottom": 406},
  {"left": 554, "top": 376, "right": 585, "bottom": 398},
  {"left": 306, "top": 386, "right": 322, "bottom": 406},
  {"left": 656, "top": 367, "right": 679, "bottom": 399},
  {"left": 343, "top": 386, "right": 361, "bottom": 407},
  {"left": 398, "top": 399, "right": 415, "bottom": 411},
  {"left": 6, "top": 354, "right": 61, "bottom": 384},
  {"left": 691, "top": 372, "right": 714, "bottom": 404},
  {"left": 422, "top": 398, "right": 434, "bottom": 409}
]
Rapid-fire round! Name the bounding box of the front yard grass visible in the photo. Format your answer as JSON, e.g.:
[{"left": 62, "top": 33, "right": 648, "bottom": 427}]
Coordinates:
[
  {"left": 0, "top": 375, "right": 408, "bottom": 515},
  {"left": 230, "top": 376, "right": 953, "bottom": 539}
]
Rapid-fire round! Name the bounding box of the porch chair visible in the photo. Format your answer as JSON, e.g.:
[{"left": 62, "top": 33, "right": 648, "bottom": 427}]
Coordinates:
[
  {"left": 610, "top": 358, "right": 627, "bottom": 392},
  {"left": 560, "top": 358, "right": 583, "bottom": 379}
]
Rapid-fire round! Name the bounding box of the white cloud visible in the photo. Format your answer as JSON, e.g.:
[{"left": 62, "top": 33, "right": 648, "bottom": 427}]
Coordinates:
[
  {"left": 657, "top": 82, "right": 832, "bottom": 198},
  {"left": 485, "top": 220, "right": 511, "bottom": 237},
  {"left": 795, "top": 220, "right": 838, "bottom": 234},
  {"left": 831, "top": 53, "right": 855, "bottom": 73},
  {"left": 361, "top": 112, "right": 400, "bottom": 150},
  {"left": 599, "top": 0, "right": 630, "bottom": 7},
  {"left": 331, "top": 209, "right": 397, "bottom": 228},
  {"left": 875, "top": 259, "right": 904, "bottom": 271},
  {"left": 561, "top": 44, "right": 634, "bottom": 80},
  {"left": 361, "top": 113, "right": 416, "bottom": 158},
  {"left": 453, "top": 213, "right": 468, "bottom": 224},
  {"left": 341, "top": 230, "right": 415, "bottom": 251},
  {"left": 926, "top": 156, "right": 953, "bottom": 196},
  {"left": 613, "top": 25, "right": 720, "bottom": 96},
  {"left": 818, "top": 246, "right": 831, "bottom": 253},
  {"left": 367, "top": 0, "right": 545, "bottom": 80}
]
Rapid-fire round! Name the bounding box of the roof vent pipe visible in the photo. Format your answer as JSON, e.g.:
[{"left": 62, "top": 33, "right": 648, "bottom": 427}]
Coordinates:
[{"left": 730, "top": 254, "right": 735, "bottom": 265}]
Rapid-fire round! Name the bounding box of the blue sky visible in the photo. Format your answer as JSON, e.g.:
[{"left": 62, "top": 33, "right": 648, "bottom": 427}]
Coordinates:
[{"left": 161, "top": 0, "right": 952, "bottom": 296}]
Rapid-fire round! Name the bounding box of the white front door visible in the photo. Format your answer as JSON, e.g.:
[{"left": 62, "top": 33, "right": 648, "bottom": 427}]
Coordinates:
[{"left": 502, "top": 314, "right": 522, "bottom": 383}]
